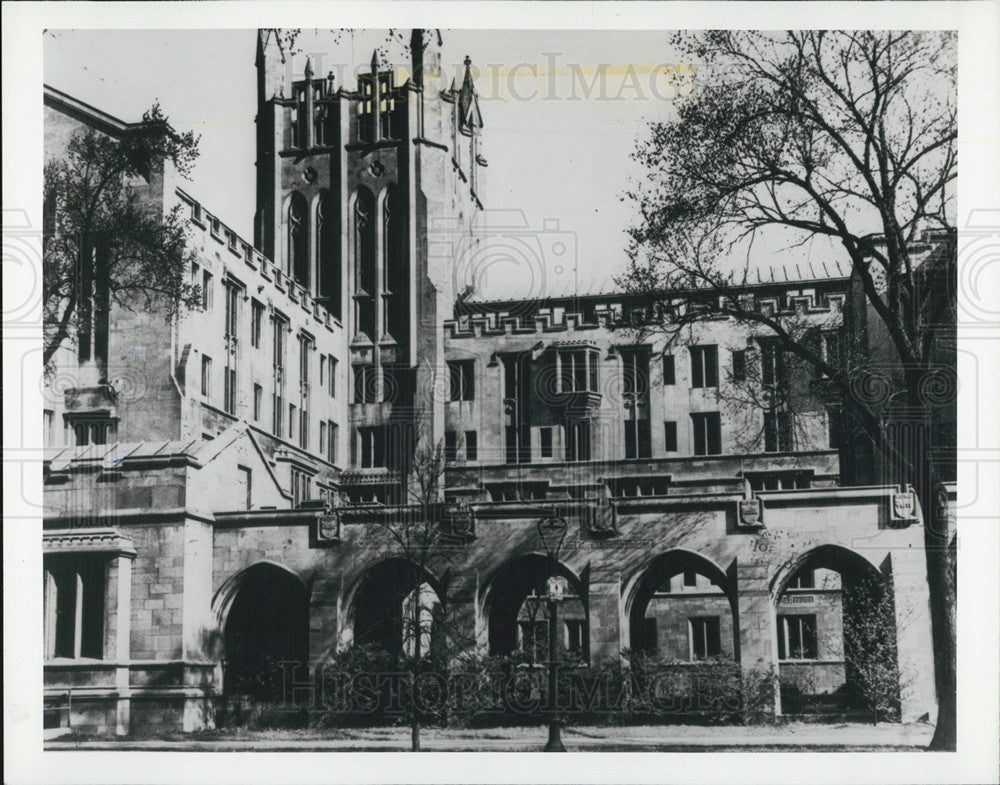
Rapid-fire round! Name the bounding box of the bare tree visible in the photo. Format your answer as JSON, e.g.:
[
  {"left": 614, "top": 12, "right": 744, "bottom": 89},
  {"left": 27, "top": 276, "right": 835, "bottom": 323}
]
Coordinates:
[
  {"left": 43, "top": 104, "right": 202, "bottom": 372},
  {"left": 618, "top": 31, "right": 956, "bottom": 748},
  {"left": 351, "top": 417, "right": 473, "bottom": 750}
]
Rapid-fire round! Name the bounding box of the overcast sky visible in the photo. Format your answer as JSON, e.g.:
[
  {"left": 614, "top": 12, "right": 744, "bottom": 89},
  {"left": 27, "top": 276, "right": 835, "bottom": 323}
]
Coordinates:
[{"left": 45, "top": 28, "right": 695, "bottom": 294}]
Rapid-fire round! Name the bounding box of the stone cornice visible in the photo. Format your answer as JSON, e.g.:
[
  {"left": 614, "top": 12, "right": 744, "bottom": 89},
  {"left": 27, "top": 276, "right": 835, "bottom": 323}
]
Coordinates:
[{"left": 43, "top": 528, "right": 137, "bottom": 558}]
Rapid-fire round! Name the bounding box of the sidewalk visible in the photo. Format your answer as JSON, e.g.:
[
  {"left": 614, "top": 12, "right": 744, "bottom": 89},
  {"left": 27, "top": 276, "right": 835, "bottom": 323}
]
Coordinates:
[{"left": 46, "top": 722, "right": 935, "bottom": 752}]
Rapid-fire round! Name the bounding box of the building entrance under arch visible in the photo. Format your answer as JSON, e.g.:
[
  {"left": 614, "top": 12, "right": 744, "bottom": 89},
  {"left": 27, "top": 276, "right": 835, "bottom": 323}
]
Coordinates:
[
  {"left": 627, "top": 551, "right": 737, "bottom": 663},
  {"left": 352, "top": 559, "right": 445, "bottom": 662},
  {"left": 775, "top": 546, "right": 900, "bottom": 721},
  {"left": 486, "top": 554, "right": 589, "bottom": 663},
  {"left": 222, "top": 563, "right": 309, "bottom": 699}
]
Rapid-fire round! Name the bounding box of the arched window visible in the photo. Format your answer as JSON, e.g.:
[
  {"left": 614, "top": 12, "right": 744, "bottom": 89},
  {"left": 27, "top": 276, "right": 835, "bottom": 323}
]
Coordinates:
[
  {"left": 316, "top": 191, "right": 341, "bottom": 319},
  {"left": 353, "top": 187, "right": 376, "bottom": 341},
  {"left": 287, "top": 192, "right": 309, "bottom": 287},
  {"left": 382, "top": 185, "right": 408, "bottom": 347}
]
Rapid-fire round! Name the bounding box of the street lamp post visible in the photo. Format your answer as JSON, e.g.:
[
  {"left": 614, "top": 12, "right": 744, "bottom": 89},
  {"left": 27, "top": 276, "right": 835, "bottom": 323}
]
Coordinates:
[{"left": 537, "top": 515, "right": 568, "bottom": 752}]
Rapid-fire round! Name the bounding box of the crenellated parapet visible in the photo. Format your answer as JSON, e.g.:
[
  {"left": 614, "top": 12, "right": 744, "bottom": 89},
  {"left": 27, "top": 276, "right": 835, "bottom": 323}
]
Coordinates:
[
  {"left": 176, "top": 188, "right": 339, "bottom": 334},
  {"left": 444, "top": 283, "right": 848, "bottom": 341}
]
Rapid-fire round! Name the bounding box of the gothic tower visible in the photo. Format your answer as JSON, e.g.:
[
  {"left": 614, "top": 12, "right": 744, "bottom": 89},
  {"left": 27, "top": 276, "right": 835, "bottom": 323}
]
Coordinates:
[{"left": 254, "top": 29, "right": 486, "bottom": 497}]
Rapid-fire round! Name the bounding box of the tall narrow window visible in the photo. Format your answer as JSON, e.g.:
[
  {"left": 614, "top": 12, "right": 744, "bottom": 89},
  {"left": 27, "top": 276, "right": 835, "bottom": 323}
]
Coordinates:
[
  {"left": 448, "top": 360, "right": 475, "bottom": 401},
  {"left": 764, "top": 409, "right": 794, "bottom": 452},
  {"left": 354, "top": 365, "right": 376, "bottom": 404},
  {"left": 44, "top": 557, "right": 106, "bottom": 660},
  {"left": 225, "top": 278, "right": 239, "bottom": 334},
  {"left": 777, "top": 614, "right": 818, "bottom": 660},
  {"left": 44, "top": 410, "right": 55, "bottom": 447},
  {"left": 288, "top": 192, "right": 309, "bottom": 287},
  {"left": 298, "top": 333, "right": 313, "bottom": 449},
  {"left": 291, "top": 468, "right": 312, "bottom": 508},
  {"left": 502, "top": 353, "right": 531, "bottom": 463},
  {"left": 691, "top": 411, "right": 722, "bottom": 455},
  {"left": 688, "top": 617, "right": 722, "bottom": 660},
  {"left": 540, "top": 427, "right": 553, "bottom": 458},
  {"left": 223, "top": 280, "right": 241, "bottom": 416},
  {"left": 250, "top": 300, "right": 264, "bottom": 348},
  {"left": 252, "top": 383, "right": 262, "bottom": 421},
  {"left": 662, "top": 354, "right": 675, "bottom": 385},
  {"left": 317, "top": 190, "right": 341, "bottom": 318},
  {"left": 465, "top": 431, "right": 478, "bottom": 461},
  {"left": 565, "top": 419, "right": 591, "bottom": 462},
  {"left": 382, "top": 185, "right": 408, "bottom": 345},
  {"left": 621, "top": 348, "right": 651, "bottom": 459},
  {"left": 732, "top": 349, "right": 747, "bottom": 382},
  {"left": 202, "top": 270, "right": 213, "bottom": 310},
  {"left": 327, "top": 421, "right": 338, "bottom": 463},
  {"left": 272, "top": 314, "right": 287, "bottom": 437},
  {"left": 201, "top": 355, "right": 212, "bottom": 399},
  {"left": 444, "top": 431, "right": 458, "bottom": 462},
  {"left": 663, "top": 421, "right": 678, "bottom": 452},
  {"left": 357, "top": 74, "right": 376, "bottom": 143},
  {"left": 690, "top": 345, "right": 718, "bottom": 388},
  {"left": 357, "top": 426, "right": 386, "bottom": 468},
  {"left": 820, "top": 330, "right": 843, "bottom": 375},
  {"left": 557, "top": 348, "right": 599, "bottom": 393},
  {"left": 760, "top": 338, "right": 787, "bottom": 388},
  {"left": 353, "top": 188, "right": 376, "bottom": 341}
]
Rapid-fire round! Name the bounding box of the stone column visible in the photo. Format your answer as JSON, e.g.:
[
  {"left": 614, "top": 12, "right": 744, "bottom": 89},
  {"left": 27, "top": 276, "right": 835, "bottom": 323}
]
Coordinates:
[
  {"left": 735, "top": 560, "right": 779, "bottom": 720},
  {"left": 587, "top": 572, "right": 622, "bottom": 667},
  {"left": 180, "top": 519, "right": 216, "bottom": 732},
  {"left": 111, "top": 552, "right": 134, "bottom": 736},
  {"left": 309, "top": 573, "right": 343, "bottom": 662},
  {"left": 444, "top": 569, "right": 480, "bottom": 659},
  {"left": 888, "top": 548, "right": 937, "bottom": 723}
]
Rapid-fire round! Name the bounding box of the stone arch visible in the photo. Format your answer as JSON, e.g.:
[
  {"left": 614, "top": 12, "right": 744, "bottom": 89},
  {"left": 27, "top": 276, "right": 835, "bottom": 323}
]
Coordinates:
[
  {"left": 769, "top": 543, "right": 884, "bottom": 601},
  {"left": 770, "top": 544, "right": 898, "bottom": 719},
  {"left": 623, "top": 549, "right": 737, "bottom": 661},
  {"left": 213, "top": 561, "right": 310, "bottom": 698},
  {"left": 481, "top": 553, "right": 589, "bottom": 660},
  {"left": 344, "top": 557, "right": 446, "bottom": 661}
]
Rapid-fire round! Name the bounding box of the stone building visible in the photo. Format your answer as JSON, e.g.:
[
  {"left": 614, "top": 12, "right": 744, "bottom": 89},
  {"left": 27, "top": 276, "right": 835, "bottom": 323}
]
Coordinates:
[{"left": 42, "top": 30, "right": 945, "bottom": 735}]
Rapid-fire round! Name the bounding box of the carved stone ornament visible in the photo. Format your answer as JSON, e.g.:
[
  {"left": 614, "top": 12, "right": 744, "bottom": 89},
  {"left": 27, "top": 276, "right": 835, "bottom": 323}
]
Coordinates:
[
  {"left": 587, "top": 504, "right": 618, "bottom": 537},
  {"left": 738, "top": 499, "right": 764, "bottom": 528},
  {"left": 546, "top": 575, "right": 569, "bottom": 601},
  {"left": 317, "top": 513, "right": 341, "bottom": 542},
  {"left": 892, "top": 490, "right": 916, "bottom": 520}
]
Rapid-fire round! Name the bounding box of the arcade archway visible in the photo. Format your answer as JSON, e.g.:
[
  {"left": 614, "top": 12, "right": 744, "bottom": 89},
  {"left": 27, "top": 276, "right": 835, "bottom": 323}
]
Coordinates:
[
  {"left": 773, "top": 545, "right": 899, "bottom": 719},
  {"left": 484, "top": 553, "right": 589, "bottom": 662},
  {"left": 221, "top": 562, "right": 309, "bottom": 698},
  {"left": 625, "top": 550, "right": 737, "bottom": 662},
  {"left": 351, "top": 558, "right": 445, "bottom": 661}
]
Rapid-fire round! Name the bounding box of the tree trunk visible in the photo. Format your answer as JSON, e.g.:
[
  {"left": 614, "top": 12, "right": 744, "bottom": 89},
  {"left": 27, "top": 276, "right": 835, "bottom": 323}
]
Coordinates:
[
  {"left": 410, "top": 567, "right": 422, "bottom": 752},
  {"left": 916, "top": 462, "right": 957, "bottom": 750},
  {"left": 43, "top": 292, "right": 77, "bottom": 368},
  {"left": 410, "top": 696, "right": 420, "bottom": 752}
]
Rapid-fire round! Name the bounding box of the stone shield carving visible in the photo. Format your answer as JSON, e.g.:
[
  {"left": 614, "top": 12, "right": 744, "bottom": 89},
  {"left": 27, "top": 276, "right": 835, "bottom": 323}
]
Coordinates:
[
  {"left": 738, "top": 499, "right": 763, "bottom": 528},
  {"left": 892, "top": 490, "right": 916, "bottom": 520}
]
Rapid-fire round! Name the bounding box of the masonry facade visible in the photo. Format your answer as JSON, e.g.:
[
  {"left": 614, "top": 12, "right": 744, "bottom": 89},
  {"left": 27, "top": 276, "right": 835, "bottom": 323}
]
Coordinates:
[{"left": 42, "top": 31, "right": 947, "bottom": 735}]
